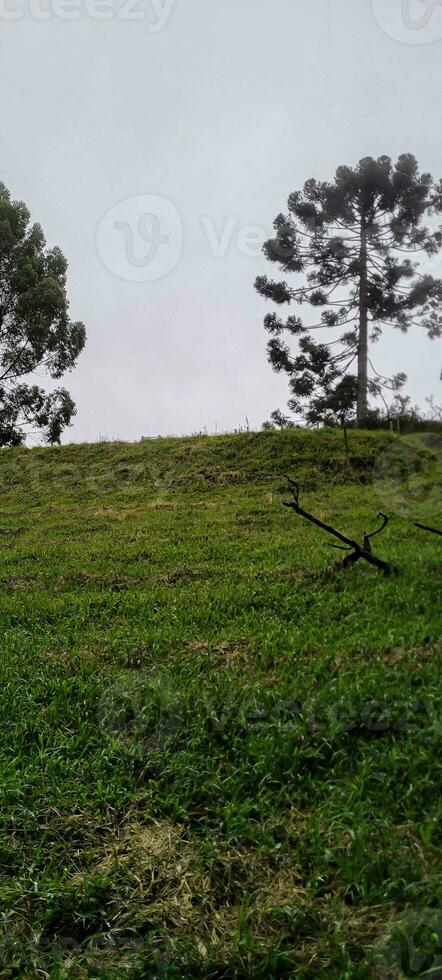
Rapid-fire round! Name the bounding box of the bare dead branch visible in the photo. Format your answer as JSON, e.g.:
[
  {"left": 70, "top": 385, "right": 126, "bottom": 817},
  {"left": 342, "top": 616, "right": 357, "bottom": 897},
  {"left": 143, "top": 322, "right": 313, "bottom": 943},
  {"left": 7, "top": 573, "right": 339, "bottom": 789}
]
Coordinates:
[
  {"left": 414, "top": 522, "right": 442, "bottom": 537},
  {"left": 283, "top": 483, "right": 399, "bottom": 576}
]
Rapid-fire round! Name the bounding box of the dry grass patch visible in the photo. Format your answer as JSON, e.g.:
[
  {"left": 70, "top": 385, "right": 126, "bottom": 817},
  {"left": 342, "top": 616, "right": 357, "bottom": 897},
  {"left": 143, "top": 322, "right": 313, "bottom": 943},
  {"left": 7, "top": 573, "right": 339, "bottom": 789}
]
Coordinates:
[
  {"left": 189, "top": 638, "right": 254, "bottom": 673},
  {"left": 64, "top": 817, "right": 316, "bottom": 960},
  {"left": 70, "top": 817, "right": 212, "bottom": 934}
]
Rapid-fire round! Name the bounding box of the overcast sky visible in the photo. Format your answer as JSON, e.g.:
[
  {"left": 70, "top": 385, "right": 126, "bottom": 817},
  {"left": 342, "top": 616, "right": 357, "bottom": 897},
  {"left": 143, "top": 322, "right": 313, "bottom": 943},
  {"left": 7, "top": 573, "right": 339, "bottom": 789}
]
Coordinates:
[{"left": 1, "top": 0, "right": 441, "bottom": 441}]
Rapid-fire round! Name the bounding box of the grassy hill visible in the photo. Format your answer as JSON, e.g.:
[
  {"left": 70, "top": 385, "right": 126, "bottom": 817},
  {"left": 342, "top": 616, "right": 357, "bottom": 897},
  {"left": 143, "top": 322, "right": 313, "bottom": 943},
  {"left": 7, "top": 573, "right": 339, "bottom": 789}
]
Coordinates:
[{"left": 0, "top": 429, "right": 441, "bottom": 978}]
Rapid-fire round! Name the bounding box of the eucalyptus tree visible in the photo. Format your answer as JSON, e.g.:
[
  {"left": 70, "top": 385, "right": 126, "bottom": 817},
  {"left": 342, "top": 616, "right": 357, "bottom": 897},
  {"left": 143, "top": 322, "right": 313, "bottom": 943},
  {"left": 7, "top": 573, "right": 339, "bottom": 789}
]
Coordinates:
[{"left": 0, "top": 182, "right": 86, "bottom": 444}]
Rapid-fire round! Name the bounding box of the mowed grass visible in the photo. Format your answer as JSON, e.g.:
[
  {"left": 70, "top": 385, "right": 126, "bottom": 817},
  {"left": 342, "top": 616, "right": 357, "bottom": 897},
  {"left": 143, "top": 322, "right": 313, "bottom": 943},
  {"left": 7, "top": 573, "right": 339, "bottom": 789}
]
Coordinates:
[{"left": 0, "top": 429, "right": 441, "bottom": 978}]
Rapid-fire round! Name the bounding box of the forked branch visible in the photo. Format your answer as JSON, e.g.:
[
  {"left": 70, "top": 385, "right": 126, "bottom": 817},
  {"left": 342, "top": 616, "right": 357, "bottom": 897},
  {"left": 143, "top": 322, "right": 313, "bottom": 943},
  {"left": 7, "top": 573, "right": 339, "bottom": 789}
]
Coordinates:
[{"left": 283, "top": 479, "right": 399, "bottom": 576}]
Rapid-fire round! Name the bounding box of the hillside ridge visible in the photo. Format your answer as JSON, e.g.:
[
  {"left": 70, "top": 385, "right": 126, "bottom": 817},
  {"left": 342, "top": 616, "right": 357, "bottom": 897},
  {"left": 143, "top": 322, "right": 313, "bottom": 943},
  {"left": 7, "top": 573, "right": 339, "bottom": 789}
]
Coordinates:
[{"left": 0, "top": 429, "right": 393, "bottom": 496}]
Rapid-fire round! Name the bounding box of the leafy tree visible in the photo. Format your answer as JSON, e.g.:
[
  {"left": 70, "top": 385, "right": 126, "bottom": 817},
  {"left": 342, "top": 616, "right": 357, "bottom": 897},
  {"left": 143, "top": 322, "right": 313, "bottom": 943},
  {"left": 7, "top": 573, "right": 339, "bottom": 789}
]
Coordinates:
[
  {"left": 255, "top": 154, "right": 442, "bottom": 427},
  {"left": 0, "top": 182, "right": 86, "bottom": 445},
  {"left": 262, "top": 409, "right": 297, "bottom": 430}
]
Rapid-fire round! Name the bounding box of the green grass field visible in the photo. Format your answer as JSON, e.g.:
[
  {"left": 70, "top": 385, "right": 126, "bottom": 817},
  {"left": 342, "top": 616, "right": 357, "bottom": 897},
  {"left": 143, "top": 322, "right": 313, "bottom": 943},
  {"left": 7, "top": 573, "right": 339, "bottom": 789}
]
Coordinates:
[{"left": 0, "top": 429, "right": 441, "bottom": 978}]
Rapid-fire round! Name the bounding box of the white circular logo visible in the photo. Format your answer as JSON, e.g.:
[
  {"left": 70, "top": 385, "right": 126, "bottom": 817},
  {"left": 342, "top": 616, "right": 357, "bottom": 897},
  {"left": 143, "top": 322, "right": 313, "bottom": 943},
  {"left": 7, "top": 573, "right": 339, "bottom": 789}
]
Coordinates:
[
  {"left": 97, "top": 669, "right": 187, "bottom": 756},
  {"left": 374, "top": 908, "right": 442, "bottom": 976},
  {"left": 373, "top": 432, "right": 442, "bottom": 521},
  {"left": 96, "top": 194, "right": 183, "bottom": 283},
  {"left": 372, "top": 0, "right": 442, "bottom": 44}
]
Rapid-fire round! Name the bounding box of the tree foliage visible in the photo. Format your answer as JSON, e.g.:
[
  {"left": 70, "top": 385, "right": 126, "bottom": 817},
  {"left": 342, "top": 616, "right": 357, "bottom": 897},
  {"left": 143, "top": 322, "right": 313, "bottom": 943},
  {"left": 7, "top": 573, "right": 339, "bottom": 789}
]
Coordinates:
[
  {"left": 256, "top": 154, "right": 442, "bottom": 427},
  {"left": 0, "top": 183, "right": 86, "bottom": 445}
]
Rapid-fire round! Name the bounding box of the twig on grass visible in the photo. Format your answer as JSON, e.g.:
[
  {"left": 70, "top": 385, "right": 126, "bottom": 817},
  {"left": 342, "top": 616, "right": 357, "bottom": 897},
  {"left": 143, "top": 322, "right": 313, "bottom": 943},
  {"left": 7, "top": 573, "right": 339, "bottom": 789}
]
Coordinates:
[
  {"left": 283, "top": 479, "right": 399, "bottom": 576},
  {"left": 414, "top": 522, "right": 442, "bottom": 537}
]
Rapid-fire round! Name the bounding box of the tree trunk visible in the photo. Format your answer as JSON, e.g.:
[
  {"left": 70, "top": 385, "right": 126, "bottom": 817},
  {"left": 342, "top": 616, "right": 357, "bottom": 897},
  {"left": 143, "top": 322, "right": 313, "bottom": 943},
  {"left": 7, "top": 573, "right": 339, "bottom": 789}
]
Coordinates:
[
  {"left": 343, "top": 424, "right": 351, "bottom": 469},
  {"left": 357, "top": 222, "right": 368, "bottom": 427}
]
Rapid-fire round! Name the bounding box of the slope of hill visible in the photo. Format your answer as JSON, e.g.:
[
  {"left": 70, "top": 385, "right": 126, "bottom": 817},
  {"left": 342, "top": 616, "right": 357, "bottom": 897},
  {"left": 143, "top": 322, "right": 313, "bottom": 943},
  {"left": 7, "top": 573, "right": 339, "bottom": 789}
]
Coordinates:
[{"left": 0, "top": 430, "right": 440, "bottom": 977}]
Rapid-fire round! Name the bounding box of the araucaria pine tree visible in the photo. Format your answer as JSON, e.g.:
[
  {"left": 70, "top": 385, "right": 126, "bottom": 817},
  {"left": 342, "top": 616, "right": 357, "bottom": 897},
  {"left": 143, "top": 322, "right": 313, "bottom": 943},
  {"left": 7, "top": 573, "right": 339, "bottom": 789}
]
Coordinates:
[
  {"left": 255, "top": 155, "right": 442, "bottom": 427},
  {"left": 0, "top": 182, "right": 86, "bottom": 445}
]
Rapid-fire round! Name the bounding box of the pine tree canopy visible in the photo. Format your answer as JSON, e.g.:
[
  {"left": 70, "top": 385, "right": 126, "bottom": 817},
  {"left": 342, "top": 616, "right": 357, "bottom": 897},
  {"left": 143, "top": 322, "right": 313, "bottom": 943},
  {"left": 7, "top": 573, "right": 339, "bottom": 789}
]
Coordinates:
[
  {"left": 0, "top": 182, "right": 86, "bottom": 445},
  {"left": 255, "top": 154, "right": 442, "bottom": 427}
]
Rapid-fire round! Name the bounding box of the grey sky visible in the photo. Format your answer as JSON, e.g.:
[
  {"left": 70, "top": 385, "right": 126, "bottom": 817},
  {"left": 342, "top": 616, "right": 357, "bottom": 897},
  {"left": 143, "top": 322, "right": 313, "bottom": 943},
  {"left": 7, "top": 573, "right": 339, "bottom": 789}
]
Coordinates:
[{"left": 1, "top": 0, "right": 441, "bottom": 441}]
